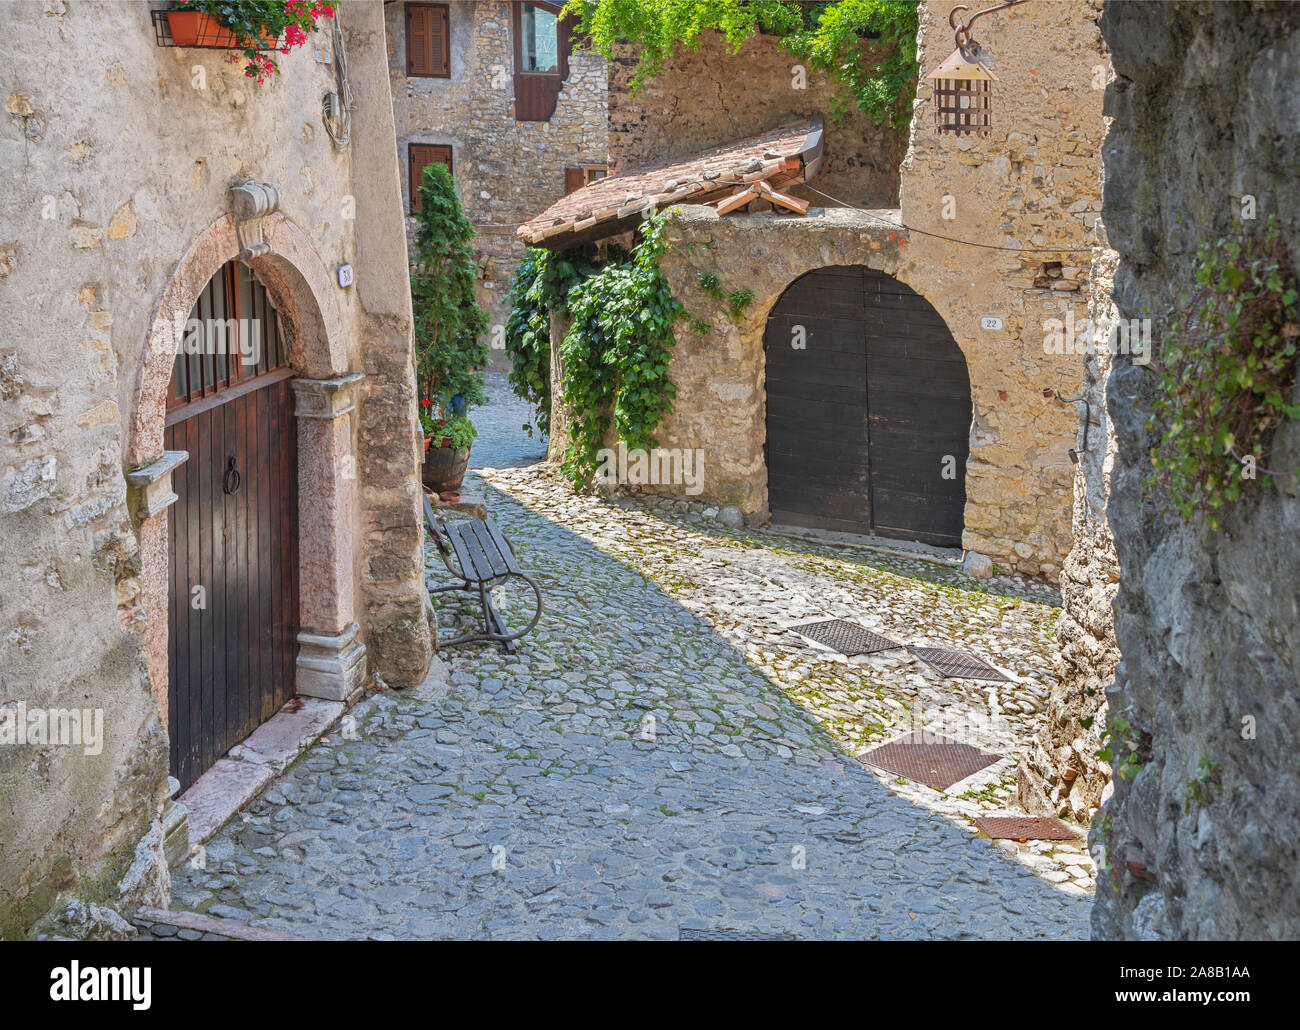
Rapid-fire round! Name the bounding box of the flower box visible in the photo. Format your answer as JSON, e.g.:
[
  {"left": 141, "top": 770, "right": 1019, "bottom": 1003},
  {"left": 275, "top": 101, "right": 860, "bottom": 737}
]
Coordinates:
[{"left": 163, "top": 9, "right": 277, "bottom": 50}]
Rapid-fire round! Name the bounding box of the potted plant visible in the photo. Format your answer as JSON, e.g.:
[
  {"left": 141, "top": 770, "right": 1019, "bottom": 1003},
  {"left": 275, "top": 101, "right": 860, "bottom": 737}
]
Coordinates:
[
  {"left": 166, "top": 1, "right": 335, "bottom": 84},
  {"left": 419, "top": 404, "right": 478, "bottom": 496},
  {"left": 410, "top": 161, "right": 490, "bottom": 494}
]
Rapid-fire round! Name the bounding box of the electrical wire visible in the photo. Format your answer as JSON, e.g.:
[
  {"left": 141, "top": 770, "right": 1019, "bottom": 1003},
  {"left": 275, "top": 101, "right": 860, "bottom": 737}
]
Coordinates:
[{"left": 323, "top": 15, "right": 351, "bottom": 150}]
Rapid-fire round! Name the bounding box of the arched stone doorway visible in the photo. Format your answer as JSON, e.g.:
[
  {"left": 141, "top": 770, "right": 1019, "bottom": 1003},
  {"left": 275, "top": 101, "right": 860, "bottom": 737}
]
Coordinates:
[
  {"left": 126, "top": 214, "right": 366, "bottom": 790},
  {"left": 763, "top": 265, "right": 972, "bottom": 547}
]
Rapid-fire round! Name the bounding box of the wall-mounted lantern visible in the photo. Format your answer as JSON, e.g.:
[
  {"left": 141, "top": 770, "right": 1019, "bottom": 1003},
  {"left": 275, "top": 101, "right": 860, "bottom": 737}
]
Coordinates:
[{"left": 925, "top": 0, "right": 1026, "bottom": 136}]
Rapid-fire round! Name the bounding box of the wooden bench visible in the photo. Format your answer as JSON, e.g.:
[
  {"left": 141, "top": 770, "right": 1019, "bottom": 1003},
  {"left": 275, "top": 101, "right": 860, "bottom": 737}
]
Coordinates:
[{"left": 422, "top": 492, "right": 542, "bottom": 651}]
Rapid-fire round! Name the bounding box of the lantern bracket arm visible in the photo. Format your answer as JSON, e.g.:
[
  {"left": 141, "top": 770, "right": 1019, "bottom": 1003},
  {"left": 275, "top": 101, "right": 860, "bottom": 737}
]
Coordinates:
[{"left": 949, "top": 0, "right": 1027, "bottom": 52}]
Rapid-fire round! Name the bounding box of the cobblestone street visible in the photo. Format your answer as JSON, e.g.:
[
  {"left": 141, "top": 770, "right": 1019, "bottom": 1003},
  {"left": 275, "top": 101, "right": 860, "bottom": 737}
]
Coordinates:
[{"left": 173, "top": 440, "right": 1093, "bottom": 939}]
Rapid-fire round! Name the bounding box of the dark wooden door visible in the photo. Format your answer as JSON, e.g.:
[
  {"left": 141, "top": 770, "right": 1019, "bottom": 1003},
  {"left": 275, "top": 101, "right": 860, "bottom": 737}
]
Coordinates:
[
  {"left": 165, "top": 261, "right": 299, "bottom": 791},
  {"left": 763, "top": 265, "right": 971, "bottom": 547}
]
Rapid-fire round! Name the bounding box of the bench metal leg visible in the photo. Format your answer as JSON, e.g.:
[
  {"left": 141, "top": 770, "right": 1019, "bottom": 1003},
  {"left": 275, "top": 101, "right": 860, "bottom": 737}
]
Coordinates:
[{"left": 430, "top": 572, "right": 542, "bottom": 651}]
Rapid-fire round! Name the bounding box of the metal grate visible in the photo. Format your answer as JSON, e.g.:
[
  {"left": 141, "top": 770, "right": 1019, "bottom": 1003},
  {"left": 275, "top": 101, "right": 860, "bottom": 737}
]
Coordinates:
[
  {"left": 859, "top": 730, "right": 1002, "bottom": 791},
  {"left": 151, "top": 9, "right": 278, "bottom": 50},
  {"left": 679, "top": 928, "right": 797, "bottom": 941},
  {"left": 792, "top": 619, "right": 901, "bottom": 656},
  {"left": 974, "top": 816, "right": 1080, "bottom": 841},
  {"left": 908, "top": 646, "right": 1009, "bottom": 681}
]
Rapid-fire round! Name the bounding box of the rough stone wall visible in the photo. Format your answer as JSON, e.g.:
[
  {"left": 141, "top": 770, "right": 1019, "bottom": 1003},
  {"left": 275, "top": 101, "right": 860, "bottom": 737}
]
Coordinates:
[
  {"left": 898, "top": 0, "right": 1109, "bottom": 577},
  {"left": 608, "top": 30, "right": 904, "bottom": 208},
  {"left": 1017, "top": 238, "right": 1119, "bottom": 821},
  {"left": 1092, "top": 0, "right": 1300, "bottom": 940},
  {"left": 550, "top": 1, "right": 1108, "bottom": 580},
  {"left": 0, "top": 0, "right": 427, "bottom": 936},
  {"left": 387, "top": 1, "right": 608, "bottom": 369}
]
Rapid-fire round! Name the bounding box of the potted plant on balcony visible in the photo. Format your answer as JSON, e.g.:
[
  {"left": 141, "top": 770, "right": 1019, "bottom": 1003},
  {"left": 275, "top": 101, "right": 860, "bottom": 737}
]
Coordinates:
[
  {"left": 166, "top": 1, "right": 335, "bottom": 83},
  {"left": 411, "top": 161, "right": 490, "bottom": 496}
]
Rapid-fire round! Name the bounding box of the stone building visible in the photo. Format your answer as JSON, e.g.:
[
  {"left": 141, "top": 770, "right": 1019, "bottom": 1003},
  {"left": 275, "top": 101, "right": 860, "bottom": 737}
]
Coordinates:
[
  {"left": 0, "top": 1, "right": 430, "bottom": 937},
  {"left": 1091, "top": 0, "right": 1300, "bottom": 940},
  {"left": 385, "top": 1, "right": 609, "bottom": 366},
  {"left": 523, "top": 1, "right": 1109, "bottom": 580}
]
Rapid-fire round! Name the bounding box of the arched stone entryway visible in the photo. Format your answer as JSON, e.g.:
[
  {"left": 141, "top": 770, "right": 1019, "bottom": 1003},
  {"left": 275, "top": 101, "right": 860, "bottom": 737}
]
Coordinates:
[
  {"left": 126, "top": 214, "right": 366, "bottom": 786},
  {"left": 762, "top": 264, "right": 972, "bottom": 547}
]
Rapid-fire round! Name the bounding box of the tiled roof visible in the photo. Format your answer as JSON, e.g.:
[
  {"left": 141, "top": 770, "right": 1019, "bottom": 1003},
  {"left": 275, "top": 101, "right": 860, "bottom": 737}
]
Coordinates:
[{"left": 517, "top": 116, "right": 824, "bottom": 250}]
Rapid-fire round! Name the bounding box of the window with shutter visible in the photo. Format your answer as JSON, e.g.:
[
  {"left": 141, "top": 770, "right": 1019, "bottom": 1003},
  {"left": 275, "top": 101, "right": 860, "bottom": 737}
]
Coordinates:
[
  {"left": 409, "top": 143, "right": 453, "bottom": 214},
  {"left": 511, "top": 1, "right": 575, "bottom": 121},
  {"left": 406, "top": 3, "right": 449, "bottom": 78}
]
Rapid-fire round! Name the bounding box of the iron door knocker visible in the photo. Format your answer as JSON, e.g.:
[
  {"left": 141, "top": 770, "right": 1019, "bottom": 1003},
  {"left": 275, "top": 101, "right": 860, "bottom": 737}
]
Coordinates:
[{"left": 223, "top": 456, "right": 242, "bottom": 495}]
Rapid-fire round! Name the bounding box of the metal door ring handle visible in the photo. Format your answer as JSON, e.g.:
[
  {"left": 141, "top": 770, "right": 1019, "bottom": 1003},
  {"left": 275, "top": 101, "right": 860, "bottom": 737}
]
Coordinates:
[{"left": 223, "top": 456, "right": 241, "bottom": 495}]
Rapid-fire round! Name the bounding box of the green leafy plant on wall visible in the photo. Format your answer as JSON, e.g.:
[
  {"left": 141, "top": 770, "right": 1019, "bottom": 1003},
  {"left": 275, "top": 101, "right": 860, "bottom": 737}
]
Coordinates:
[
  {"left": 504, "top": 248, "right": 597, "bottom": 437},
  {"left": 1147, "top": 215, "right": 1300, "bottom": 529},
  {"left": 696, "top": 271, "right": 755, "bottom": 323},
  {"left": 566, "top": 0, "right": 920, "bottom": 130},
  {"left": 1184, "top": 757, "right": 1222, "bottom": 813},
  {"left": 504, "top": 213, "right": 684, "bottom": 488},
  {"left": 1096, "top": 706, "right": 1146, "bottom": 782},
  {"left": 410, "top": 161, "right": 490, "bottom": 417}
]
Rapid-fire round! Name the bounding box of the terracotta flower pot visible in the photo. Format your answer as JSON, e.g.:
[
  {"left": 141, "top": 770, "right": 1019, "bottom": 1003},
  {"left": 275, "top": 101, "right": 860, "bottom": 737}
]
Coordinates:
[
  {"left": 167, "top": 10, "right": 276, "bottom": 49},
  {"left": 422, "top": 443, "right": 469, "bottom": 494}
]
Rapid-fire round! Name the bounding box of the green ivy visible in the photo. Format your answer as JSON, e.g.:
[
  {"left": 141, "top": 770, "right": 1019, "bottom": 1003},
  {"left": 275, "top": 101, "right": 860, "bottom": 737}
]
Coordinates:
[
  {"left": 503, "top": 213, "right": 684, "bottom": 488},
  {"left": 566, "top": 0, "right": 920, "bottom": 131},
  {"left": 1147, "top": 216, "right": 1300, "bottom": 529},
  {"left": 504, "top": 248, "right": 596, "bottom": 437}
]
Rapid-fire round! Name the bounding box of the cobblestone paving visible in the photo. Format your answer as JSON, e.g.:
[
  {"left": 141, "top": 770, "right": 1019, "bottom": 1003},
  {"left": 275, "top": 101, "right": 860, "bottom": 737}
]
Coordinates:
[
  {"left": 469, "top": 371, "right": 548, "bottom": 470},
  {"left": 481, "top": 467, "right": 1098, "bottom": 897},
  {"left": 173, "top": 466, "right": 1092, "bottom": 940}
]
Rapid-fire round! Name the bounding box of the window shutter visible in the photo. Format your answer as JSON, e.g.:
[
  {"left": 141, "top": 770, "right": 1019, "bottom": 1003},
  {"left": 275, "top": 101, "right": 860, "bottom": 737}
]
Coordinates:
[
  {"left": 430, "top": 5, "right": 449, "bottom": 76},
  {"left": 564, "top": 168, "right": 585, "bottom": 195},
  {"left": 407, "top": 5, "right": 429, "bottom": 74},
  {"left": 410, "top": 144, "right": 454, "bottom": 214},
  {"left": 407, "top": 5, "right": 449, "bottom": 77}
]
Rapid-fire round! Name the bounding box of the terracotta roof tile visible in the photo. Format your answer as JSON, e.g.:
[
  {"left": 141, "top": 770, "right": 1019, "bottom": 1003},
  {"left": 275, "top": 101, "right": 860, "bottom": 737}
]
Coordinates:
[{"left": 518, "top": 116, "right": 824, "bottom": 249}]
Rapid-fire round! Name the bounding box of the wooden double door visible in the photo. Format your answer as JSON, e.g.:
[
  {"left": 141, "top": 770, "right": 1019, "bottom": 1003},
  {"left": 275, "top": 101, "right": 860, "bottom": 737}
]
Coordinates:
[
  {"left": 764, "top": 265, "right": 971, "bottom": 547},
  {"left": 165, "top": 260, "right": 299, "bottom": 791}
]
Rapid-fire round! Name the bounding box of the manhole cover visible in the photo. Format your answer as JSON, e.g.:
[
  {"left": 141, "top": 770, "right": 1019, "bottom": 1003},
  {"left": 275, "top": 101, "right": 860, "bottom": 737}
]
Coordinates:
[
  {"left": 679, "top": 928, "right": 797, "bottom": 941},
  {"left": 908, "top": 646, "right": 1010, "bottom": 681},
  {"left": 859, "top": 730, "right": 1002, "bottom": 791},
  {"left": 792, "top": 619, "right": 900, "bottom": 656},
  {"left": 974, "top": 816, "right": 1080, "bottom": 841}
]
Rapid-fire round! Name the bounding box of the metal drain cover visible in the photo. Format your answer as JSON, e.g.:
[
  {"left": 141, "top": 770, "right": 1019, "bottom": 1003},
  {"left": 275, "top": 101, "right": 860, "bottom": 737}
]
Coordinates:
[
  {"left": 975, "top": 816, "right": 1080, "bottom": 841},
  {"left": 859, "top": 730, "right": 1002, "bottom": 791},
  {"left": 908, "top": 646, "right": 1010, "bottom": 681},
  {"left": 679, "top": 928, "right": 797, "bottom": 941},
  {"left": 792, "top": 619, "right": 900, "bottom": 656}
]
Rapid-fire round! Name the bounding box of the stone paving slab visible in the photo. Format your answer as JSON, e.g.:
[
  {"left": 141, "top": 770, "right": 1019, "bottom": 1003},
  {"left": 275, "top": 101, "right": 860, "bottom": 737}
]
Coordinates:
[{"left": 173, "top": 465, "right": 1092, "bottom": 940}]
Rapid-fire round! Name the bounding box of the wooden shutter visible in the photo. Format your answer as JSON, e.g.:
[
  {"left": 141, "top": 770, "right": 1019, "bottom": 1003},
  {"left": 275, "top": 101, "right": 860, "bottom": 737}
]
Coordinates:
[
  {"left": 564, "top": 168, "right": 585, "bottom": 195},
  {"left": 409, "top": 144, "right": 453, "bottom": 214},
  {"left": 407, "top": 4, "right": 449, "bottom": 77}
]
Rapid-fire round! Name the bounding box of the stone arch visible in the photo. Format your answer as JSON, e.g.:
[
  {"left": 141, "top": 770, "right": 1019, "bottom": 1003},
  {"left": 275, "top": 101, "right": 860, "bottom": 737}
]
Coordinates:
[
  {"left": 126, "top": 212, "right": 363, "bottom": 736},
  {"left": 128, "top": 213, "right": 346, "bottom": 467}
]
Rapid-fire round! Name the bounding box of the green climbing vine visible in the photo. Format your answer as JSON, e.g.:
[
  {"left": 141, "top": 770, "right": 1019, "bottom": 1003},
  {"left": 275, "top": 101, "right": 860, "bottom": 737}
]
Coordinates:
[
  {"left": 1147, "top": 216, "right": 1300, "bottom": 529},
  {"left": 567, "top": 0, "right": 920, "bottom": 131},
  {"left": 503, "top": 247, "right": 595, "bottom": 437},
  {"left": 504, "top": 213, "right": 684, "bottom": 488}
]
